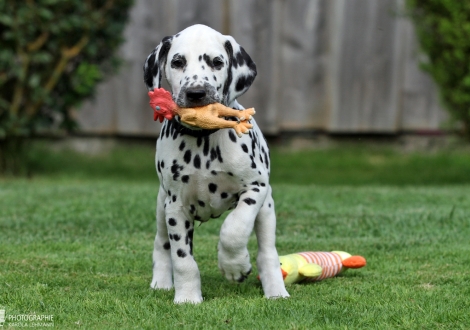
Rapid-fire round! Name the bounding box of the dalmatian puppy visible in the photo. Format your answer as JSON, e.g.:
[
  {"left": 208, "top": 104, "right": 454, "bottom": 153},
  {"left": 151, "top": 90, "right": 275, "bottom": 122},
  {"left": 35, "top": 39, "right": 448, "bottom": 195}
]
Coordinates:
[{"left": 143, "top": 24, "right": 289, "bottom": 303}]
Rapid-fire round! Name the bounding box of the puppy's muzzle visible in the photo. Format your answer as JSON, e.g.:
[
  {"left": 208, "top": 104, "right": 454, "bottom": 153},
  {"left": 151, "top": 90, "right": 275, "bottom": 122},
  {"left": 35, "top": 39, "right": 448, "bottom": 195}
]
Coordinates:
[{"left": 186, "top": 88, "right": 207, "bottom": 102}]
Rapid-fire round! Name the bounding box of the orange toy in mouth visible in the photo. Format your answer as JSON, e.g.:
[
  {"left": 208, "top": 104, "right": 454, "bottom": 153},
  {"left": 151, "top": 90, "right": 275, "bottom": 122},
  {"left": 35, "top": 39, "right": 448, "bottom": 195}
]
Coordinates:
[{"left": 148, "top": 88, "right": 256, "bottom": 137}]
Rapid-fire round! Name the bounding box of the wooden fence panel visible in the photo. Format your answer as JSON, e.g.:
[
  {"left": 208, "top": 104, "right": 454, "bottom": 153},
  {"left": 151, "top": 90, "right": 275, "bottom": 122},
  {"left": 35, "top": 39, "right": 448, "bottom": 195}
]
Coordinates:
[
  {"left": 329, "top": 0, "right": 402, "bottom": 132},
  {"left": 277, "top": 0, "right": 329, "bottom": 131},
  {"left": 399, "top": 17, "right": 447, "bottom": 131}
]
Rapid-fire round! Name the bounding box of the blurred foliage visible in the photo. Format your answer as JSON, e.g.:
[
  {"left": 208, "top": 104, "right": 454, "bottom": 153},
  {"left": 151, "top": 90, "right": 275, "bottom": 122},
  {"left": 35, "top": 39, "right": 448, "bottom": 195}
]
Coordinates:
[
  {"left": 0, "top": 0, "right": 133, "bottom": 174},
  {"left": 406, "top": 0, "right": 470, "bottom": 138}
]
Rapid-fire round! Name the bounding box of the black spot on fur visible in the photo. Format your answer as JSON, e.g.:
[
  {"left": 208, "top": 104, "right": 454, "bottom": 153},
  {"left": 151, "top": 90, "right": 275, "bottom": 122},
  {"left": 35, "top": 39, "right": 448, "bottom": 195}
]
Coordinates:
[
  {"left": 235, "top": 51, "right": 245, "bottom": 68},
  {"left": 188, "top": 229, "right": 194, "bottom": 240},
  {"left": 208, "top": 183, "right": 217, "bottom": 193},
  {"left": 241, "top": 143, "right": 249, "bottom": 153},
  {"left": 173, "top": 234, "right": 181, "bottom": 241},
  {"left": 179, "top": 140, "right": 186, "bottom": 151},
  {"left": 228, "top": 130, "right": 237, "bottom": 143},
  {"left": 216, "top": 146, "right": 223, "bottom": 162},
  {"left": 198, "top": 200, "right": 205, "bottom": 207},
  {"left": 168, "top": 218, "right": 177, "bottom": 226},
  {"left": 182, "top": 175, "right": 189, "bottom": 183},
  {"left": 203, "top": 136, "right": 210, "bottom": 156},
  {"left": 199, "top": 55, "right": 202, "bottom": 61},
  {"left": 186, "top": 229, "right": 194, "bottom": 255},
  {"left": 177, "top": 249, "right": 187, "bottom": 258},
  {"left": 260, "top": 183, "right": 266, "bottom": 187},
  {"left": 211, "top": 170, "right": 217, "bottom": 175},
  {"left": 244, "top": 198, "right": 256, "bottom": 205},
  {"left": 210, "top": 148, "right": 217, "bottom": 161},
  {"left": 144, "top": 52, "right": 156, "bottom": 88},
  {"left": 190, "top": 205, "right": 196, "bottom": 214},
  {"left": 185, "top": 220, "right": 190, "bottom": 229},
  {"left": 183, "top": 150, "right": 192, "bottom": 164},
  {"left": 221, "top": 192, "right": 228, "bottom": 199},
  {"left": 252, "top": 188, "right": 260, "bottom": 192},
  {"left": 235, "top": 75, "right": 255, "bottom": 92},
  {"left": 163, "top": 242, "right": 171, "bottom": 250},
  {"left": 171, "top": 161, "right": 183, "bottom": 180},
  {"left": 228, "top": 172, "right": 234, "bottom": 176},
  {"left": 206, "top": 160, "right": 211, "bottom": 169},
  {"left": 193, "top": 75, "right": 198, "bottom": 80},
  {"left": 194, "top": 154, "right": 201, "bottom": 169},
  {"left": 251, "top": 181, "right": 259, "bottom": 186},
  {"left": 172, "top": 195, "right": 177, "bottom": 202},
  {"left": 223, "top": 40, "right": 233, "bottom": 100}
]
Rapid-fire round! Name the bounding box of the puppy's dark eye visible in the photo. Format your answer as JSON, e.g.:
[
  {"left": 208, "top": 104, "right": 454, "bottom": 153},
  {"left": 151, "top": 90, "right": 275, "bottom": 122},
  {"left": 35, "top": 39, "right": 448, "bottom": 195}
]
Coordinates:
[
  {"left": 213, "top": 57, "right": 224, "bottom": 69},
  {"left": 171, "top": 58, "right": 185, "bottom": 69}
]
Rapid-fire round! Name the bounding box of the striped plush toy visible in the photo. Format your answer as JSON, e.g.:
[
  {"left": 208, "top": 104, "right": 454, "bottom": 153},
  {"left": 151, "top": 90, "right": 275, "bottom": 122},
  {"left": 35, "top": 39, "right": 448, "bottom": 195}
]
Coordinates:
[{"left": 279, "top": 251, "right": 366, "bottom": 284}]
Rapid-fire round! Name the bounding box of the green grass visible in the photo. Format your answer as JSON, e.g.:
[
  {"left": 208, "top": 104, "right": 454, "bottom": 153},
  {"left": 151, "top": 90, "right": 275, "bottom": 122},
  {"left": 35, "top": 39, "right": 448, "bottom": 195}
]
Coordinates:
[{"left": 1, "top": 142, "right": 470, "bottom": 329}]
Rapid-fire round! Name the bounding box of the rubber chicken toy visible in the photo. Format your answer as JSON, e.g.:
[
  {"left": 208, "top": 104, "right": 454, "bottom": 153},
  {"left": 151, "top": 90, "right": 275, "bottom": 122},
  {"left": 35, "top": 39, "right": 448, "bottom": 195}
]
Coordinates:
[
  {"left": 279, "top": 251, "right": 366, "bottom": 284},
  {"left": 148, "top": 88, "right": 255, "bottom": 137}
]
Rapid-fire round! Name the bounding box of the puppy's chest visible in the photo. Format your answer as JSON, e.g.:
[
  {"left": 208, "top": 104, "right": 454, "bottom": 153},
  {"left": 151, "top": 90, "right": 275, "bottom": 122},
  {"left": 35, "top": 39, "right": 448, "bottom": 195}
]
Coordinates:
[
  {"left": 167, "top": 169, "right": 243, "bottom": 220},
  {"left": 157, "top": 132, "right": 258, "bottom": 220}
]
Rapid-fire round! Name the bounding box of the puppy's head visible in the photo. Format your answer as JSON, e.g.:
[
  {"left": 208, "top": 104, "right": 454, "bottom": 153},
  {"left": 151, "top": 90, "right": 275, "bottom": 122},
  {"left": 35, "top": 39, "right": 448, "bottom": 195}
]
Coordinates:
[{"left": 143, "top": 24, "right": 257, "bottom": 109}]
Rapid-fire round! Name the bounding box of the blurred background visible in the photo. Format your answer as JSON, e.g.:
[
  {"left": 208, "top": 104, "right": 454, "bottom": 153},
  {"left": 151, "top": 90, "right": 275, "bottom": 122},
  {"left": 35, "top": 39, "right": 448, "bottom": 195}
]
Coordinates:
[
  {"left": 79, "top": 0, "right": 445, "bottom": 137},
  {"left": 1, "top": 0, "right": 469, "bottom": 177}
]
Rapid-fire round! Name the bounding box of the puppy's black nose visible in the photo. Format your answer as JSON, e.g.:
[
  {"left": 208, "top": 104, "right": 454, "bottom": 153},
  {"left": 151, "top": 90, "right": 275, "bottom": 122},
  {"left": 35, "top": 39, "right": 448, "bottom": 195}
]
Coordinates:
[{"left": 186, "top": 88, "right": 206, "bottom": 101}]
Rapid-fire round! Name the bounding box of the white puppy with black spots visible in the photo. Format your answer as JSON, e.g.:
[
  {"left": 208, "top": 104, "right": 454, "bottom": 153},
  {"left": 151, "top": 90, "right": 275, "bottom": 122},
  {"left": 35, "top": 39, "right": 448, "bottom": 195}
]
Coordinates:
[{"left": 143, "top": 24, "right": 289, "bottom": 303}]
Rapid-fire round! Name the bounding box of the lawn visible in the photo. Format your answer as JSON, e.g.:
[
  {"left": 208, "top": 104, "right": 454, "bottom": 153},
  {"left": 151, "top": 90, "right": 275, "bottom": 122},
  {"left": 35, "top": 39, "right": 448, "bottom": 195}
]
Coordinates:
[{"left": 1, "top": 142, "right": 469, "bottom": 329}]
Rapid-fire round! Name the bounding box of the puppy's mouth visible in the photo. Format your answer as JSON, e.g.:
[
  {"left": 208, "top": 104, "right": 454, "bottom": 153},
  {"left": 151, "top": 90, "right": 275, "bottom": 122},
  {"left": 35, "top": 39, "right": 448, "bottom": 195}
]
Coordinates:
[
  {"left": 172, "top": 83, "right": 223, "bottom": 133},
  {"left": 175, "top": 83, "right": 221, "bottom": 109}
]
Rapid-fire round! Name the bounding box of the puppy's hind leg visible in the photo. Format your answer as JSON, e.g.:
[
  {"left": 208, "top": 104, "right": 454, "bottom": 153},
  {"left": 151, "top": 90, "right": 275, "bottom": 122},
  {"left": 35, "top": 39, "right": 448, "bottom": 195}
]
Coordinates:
[
  {"left": 255, "top": 186, "right": 289, "bottom": 299},
  {"left": 151, "top": 186, "right": 173, "bottom": 290}
]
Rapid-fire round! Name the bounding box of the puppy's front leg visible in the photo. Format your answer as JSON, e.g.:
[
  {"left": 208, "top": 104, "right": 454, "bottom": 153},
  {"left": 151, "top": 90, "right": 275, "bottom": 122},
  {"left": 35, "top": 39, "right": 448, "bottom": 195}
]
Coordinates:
[
  {"left": 165, "top": 203, "right": 202, "bottom": 304},
  {"left": 151, "top": 186, "right": 173, "bottom": 290},
  {"left": 218, "top": 186, "right": 267, "bottom": 282}
]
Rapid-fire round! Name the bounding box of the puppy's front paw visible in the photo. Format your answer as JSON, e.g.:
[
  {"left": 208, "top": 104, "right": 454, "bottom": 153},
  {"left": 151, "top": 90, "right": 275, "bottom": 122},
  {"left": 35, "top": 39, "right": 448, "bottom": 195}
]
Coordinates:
[
  {"left": 150, "top": 275, "right": 173, "bottom": 290},
  {"left": 150, "top": 261, "right": 173, "bottom": 290},
  {"left": 218, "top": 244, "right": 252, "bottom": 282},
  {"left": 174, "top": 292, "right": 203, "bottom": 304}
]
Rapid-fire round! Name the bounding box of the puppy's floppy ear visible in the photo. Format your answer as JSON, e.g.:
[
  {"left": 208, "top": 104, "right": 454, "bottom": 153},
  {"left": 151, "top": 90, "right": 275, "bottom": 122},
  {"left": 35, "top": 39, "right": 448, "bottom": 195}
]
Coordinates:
[
  {"left": 222, "top": 36, "right": 257, "bottom": 105},
  {"left": 143, "top": 36, "right": 173, "bottom": 91}
]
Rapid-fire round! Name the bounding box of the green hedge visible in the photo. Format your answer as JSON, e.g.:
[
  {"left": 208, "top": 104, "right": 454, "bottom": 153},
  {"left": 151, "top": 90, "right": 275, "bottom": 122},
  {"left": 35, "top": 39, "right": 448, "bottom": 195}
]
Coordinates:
[
  {"left": 0, "top": 0, "right": 133, "bottom": 174},
  {"left": 407, "top": 0, "right": 470, "bottom": 138}
]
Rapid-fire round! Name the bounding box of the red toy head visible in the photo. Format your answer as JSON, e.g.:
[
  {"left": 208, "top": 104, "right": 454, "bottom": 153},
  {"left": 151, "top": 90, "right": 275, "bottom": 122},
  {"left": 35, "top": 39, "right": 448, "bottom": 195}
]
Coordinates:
[{"left": 148, "top": 88, "right": 177, "bottom": 123}]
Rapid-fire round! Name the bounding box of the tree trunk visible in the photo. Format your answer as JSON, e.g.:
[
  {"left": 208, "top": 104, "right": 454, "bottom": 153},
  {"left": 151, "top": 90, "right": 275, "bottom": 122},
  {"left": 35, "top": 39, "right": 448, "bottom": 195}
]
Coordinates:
[{"left": 0, "top": 137, "right": 28, "bottom": 176}]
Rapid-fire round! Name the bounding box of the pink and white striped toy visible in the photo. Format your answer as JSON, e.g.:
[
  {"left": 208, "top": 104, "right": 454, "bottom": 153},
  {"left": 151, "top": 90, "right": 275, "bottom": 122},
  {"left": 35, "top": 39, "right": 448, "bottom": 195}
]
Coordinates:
[{"left": 278, "top": 251, "right": 366, "bottom": 284}]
